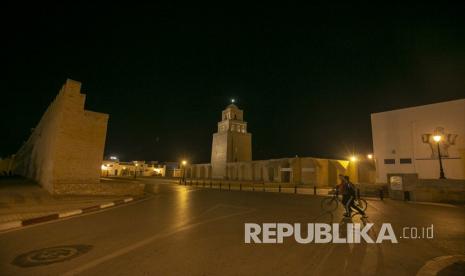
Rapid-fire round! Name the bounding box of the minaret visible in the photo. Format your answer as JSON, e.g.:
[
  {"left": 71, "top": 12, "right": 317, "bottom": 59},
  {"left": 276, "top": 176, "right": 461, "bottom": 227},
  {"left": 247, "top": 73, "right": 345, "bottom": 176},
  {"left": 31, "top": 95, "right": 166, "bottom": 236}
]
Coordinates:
[{"left": 211, "top": 101, "right": 252, "bottom": 179}]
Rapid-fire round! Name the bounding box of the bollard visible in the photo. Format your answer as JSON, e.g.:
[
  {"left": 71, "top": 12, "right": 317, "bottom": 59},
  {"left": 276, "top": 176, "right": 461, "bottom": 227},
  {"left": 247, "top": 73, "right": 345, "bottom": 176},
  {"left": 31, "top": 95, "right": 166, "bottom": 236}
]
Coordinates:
[
  {"left": 379, "top": 189, "right": 384, "bottom": 200},
  {"left": 314, "top": 186, "right": 317, "bottom": 195},
  {"left": 294, "top": 186, "right": 297, "bottom": 194},
  {"left": 279, "top": 185, "right": 281, "bottom": 193}
]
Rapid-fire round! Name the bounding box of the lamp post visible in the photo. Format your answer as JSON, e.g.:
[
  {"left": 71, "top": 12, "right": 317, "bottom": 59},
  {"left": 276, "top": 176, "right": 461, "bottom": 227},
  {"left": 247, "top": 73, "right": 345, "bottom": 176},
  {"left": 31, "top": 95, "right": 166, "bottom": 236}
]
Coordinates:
[
  {"left": 134, "top": 163, "right": 138, "bottom": 179},
  {"left": 181, "top": 160, "right": 187, "bottom": 184},
  {"left": 433, "top": 135, "right": 446, "bottom": 179}
]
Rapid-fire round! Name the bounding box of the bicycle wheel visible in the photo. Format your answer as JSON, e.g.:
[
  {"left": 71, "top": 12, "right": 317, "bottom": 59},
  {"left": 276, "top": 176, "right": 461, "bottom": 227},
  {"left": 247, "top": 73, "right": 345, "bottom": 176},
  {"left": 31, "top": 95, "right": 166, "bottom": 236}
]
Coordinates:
[
  {"left": 355, "top": 199, "right": 368, "bottom": 212},
  {"left": 321, "top": 197, "right": 338, "bottom": 212}
]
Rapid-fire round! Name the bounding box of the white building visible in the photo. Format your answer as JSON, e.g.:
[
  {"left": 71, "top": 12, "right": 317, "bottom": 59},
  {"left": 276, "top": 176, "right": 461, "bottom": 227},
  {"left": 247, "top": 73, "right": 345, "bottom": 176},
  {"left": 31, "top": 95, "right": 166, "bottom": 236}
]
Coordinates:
[{"left": 371, "top": 99, "right": 465, "bottom": 184}]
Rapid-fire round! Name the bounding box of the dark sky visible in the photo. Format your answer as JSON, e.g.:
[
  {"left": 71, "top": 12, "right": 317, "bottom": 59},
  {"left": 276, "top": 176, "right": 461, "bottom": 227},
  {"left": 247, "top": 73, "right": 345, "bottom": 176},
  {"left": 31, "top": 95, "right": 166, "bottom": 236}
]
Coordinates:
[{"left": 2, "top": 4, "right": 464, "bottom": 163}]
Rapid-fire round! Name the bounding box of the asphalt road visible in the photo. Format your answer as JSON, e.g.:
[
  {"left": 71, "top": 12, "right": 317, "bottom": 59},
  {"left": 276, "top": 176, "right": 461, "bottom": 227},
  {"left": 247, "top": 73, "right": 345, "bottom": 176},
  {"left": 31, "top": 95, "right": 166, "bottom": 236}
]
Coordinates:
[{"left": 0, "top": 180, "right": 464, "bottom": 275}]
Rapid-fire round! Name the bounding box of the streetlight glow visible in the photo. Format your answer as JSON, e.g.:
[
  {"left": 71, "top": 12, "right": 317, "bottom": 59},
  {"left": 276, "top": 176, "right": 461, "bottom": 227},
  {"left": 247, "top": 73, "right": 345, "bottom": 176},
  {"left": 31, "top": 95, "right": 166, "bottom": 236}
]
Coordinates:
[
  {"left": 231, "top": 98, "right": 235, "bottom": 103},
  {"left": 182, "top": 160, "right": 187, "bottom": 166},
  {"left": 433, "top": 135, "right": 442, "bottom": 142},
  {"left": 350, "top": 156, "right": 357, "bottom": 162},
  {"left": 367, "top": 154, "right": 373, "bottom": 160}
]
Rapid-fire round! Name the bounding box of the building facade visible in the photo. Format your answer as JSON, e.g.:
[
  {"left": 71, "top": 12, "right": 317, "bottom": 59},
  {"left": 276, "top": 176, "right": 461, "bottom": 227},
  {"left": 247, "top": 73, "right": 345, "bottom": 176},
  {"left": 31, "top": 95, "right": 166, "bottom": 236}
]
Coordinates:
[
  {"left": 371, "top": 99, "right": 465, "bottom": 184},
  {"left": 101, "top": 160, "right": 166, "bottom": 177}
]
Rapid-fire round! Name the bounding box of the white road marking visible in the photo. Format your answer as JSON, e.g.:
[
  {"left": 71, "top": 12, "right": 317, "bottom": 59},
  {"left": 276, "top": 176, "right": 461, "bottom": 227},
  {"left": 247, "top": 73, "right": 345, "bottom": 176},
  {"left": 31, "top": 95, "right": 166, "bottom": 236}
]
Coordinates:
[
  {"left": 0, "top": 196, "right": 154, "bottom": 235},
  {"left": 59, "top": 210, "right": 83, "bottom": 218},
  {"left": 62, "top": 207, "right": 255, "bottom": 276},
  {"left": 100, "top": 202, "right": 115, "bottom": 209}
]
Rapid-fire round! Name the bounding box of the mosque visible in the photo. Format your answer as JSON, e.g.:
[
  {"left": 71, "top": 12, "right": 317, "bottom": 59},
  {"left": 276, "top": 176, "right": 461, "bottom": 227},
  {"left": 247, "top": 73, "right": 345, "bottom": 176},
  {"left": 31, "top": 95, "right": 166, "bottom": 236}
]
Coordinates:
[{"left": 186, "top": 103, "right": 373, "bottom": 187}]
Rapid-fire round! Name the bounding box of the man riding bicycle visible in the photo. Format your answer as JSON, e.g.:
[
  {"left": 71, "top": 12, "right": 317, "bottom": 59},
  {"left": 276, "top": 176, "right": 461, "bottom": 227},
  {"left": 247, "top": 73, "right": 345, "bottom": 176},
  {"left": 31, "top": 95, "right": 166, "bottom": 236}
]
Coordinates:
[{"left": 337, "top": 175, "right": 367, "bottom": 218}]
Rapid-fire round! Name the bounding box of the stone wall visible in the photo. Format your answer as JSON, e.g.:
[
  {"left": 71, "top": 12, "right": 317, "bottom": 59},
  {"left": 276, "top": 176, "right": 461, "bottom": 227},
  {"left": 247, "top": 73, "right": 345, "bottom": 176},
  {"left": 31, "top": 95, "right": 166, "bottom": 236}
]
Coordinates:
[
  {"left": 12, "top": 79, "right": 109, "bottom": 194},
  {"left": 53, "top": 182, "right": 145, "bottom": 196}
]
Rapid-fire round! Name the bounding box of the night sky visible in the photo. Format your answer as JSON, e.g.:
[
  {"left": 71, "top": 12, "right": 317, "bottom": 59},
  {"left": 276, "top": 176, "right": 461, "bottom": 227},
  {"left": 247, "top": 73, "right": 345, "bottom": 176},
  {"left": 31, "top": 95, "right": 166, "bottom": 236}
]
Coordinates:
[{"left": 2, "top": 4, "right": 464, "bottom": 163}]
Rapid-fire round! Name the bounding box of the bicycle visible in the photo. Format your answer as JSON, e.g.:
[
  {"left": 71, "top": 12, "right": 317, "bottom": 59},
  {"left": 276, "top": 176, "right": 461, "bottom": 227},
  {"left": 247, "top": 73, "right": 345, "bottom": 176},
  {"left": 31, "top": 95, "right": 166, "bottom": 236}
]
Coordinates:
[{"left": 321, "top": 188, "right": 367, "bottom": 213}]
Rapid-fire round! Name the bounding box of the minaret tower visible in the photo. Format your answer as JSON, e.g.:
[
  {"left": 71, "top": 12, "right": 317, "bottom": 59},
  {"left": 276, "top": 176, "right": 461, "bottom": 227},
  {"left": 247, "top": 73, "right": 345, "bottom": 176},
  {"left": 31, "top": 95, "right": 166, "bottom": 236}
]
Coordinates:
[{"left": 211, "top": 100, "right": 252, "bottom": 178}]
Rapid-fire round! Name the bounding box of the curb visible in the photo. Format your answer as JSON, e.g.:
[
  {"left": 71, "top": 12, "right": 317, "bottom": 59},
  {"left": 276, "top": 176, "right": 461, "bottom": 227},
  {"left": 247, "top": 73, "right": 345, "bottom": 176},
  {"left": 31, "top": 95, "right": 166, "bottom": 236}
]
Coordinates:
[{"left": 0, "top": 197, "right": 139, "bottom": 232}]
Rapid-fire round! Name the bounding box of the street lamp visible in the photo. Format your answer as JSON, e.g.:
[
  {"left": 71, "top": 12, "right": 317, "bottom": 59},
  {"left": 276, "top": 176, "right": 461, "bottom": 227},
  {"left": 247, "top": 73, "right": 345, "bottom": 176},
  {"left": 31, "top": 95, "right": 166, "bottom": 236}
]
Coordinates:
[
  {"left": 181, "top": 160, "right": 187, "bottom": 184},
  {"left": 350, "top": 155, "right": 357, "bottom": 162},
  {"left": 367, "top": 154, "right": 373, "bottom": 160},
  {"left": 433, "top": 135, "right": 446, "bottom": 179},
  {"left": 134, "top": 163, "right": 138, "bottom": 179}
]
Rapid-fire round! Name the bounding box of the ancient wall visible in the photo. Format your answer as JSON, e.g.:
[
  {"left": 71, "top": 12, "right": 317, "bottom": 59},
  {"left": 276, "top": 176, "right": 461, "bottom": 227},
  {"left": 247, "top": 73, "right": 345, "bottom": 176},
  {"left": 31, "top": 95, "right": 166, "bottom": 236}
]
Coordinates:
[
  {"left": 189, "top": 156, "right": 363, "bottom": 187},
  {"left": 13, "top": 79, "right": 109, "bottom": 194}
]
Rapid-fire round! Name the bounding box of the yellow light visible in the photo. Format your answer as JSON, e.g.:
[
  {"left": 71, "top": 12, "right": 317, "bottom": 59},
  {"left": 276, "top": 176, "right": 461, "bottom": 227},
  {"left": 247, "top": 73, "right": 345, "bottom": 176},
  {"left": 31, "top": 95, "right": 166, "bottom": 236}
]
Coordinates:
[
  {"left": 101, "top": 165, "right": 107, "bottom": 170},
  {"left": 367, "top": 154, "right": 373, "bottom": 160},
  {"left": 182, "top": 160, "right": 187, "bottom": 166},
  {"left": 123, "top": 167, "right": 126, "bottom": 170},
  {"left": 350, "top": 156, "right": 357, "bottom": 162},
  {"left": 433, "top": 135, "right": 442, "bottom": 142},
  {"left": 135, "top": 164, "right": 138, "bottom": 167}
]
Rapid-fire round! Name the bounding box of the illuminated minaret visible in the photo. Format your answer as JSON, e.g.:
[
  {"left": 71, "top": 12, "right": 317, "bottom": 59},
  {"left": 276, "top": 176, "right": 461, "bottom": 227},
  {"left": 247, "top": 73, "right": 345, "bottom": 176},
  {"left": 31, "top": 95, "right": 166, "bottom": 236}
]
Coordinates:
[{"left": 211, "top": 100, "right": 252, "bottom": 178}]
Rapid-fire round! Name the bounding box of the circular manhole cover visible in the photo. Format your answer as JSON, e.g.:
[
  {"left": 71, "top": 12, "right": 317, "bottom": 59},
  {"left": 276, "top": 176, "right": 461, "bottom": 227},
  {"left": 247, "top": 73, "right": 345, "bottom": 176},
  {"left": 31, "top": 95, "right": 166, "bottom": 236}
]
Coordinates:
[{"left": 12, "top": 245, "right": 92, "bottom": 267}]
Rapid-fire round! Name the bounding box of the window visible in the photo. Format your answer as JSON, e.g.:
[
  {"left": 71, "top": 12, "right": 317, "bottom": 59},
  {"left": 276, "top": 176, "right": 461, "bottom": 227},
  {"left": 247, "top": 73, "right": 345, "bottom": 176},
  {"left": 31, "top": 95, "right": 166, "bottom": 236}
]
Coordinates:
[
  {"left": 400, "top": 158, "right": 412, "bottom": 164},
  {"left": 384, "top": 159, "right": 395, "bottom": 164}
]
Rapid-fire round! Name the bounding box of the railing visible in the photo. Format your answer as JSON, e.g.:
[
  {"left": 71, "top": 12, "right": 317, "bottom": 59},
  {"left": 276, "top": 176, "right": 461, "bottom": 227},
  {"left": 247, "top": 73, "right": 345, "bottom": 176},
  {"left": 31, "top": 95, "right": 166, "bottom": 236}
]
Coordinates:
[{"left": 179, "top": 179, "right": 333, "bottom": 196}]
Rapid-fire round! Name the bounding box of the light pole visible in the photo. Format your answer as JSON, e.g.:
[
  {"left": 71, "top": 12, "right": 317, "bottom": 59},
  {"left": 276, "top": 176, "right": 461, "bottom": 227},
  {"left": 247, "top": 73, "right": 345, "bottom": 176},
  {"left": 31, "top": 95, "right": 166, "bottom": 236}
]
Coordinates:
[
  {"left": 433, "top": 135, "right": 446, "bottom": 179},
  {"left": 181, "top": 160, "right": 187, "bottom": 184},
  {"left": 134, "top": 163, "right": 138, "bottom": 179}
]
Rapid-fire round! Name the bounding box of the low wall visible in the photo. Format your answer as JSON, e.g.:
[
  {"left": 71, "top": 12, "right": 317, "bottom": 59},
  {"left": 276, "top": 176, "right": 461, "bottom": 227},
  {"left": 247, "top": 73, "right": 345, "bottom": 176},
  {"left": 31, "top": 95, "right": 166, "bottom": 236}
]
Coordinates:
[
  {"left": 387, "top": 174, "right": 465, "bottom": 203},
  {"left": 53, "top": 182, "right": 145, "bottom": 196},
  {"left": 410, "top": 179, "right": 465, "bottom": 203}
]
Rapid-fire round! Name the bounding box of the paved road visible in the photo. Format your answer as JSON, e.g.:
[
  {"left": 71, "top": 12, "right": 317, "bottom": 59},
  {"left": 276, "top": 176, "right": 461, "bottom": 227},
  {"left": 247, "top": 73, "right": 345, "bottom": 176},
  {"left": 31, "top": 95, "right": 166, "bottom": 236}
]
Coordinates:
[{"left": 0, "top": 180, "right": 464, "bottom": 275}]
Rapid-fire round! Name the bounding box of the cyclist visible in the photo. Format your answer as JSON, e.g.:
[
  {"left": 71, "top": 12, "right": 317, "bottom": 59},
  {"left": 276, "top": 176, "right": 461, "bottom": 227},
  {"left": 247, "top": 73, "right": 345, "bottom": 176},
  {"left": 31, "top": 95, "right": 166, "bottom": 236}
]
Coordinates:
[{"left": 341, "top": 175, "right": 367, "bottom": 218}]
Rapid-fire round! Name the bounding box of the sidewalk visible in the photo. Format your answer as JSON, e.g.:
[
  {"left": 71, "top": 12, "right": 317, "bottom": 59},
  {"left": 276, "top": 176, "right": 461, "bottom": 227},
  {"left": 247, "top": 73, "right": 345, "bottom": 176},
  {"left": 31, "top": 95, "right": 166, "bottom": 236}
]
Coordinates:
[{"left": 0, "top": 177, "right": 130, "bottom": 224}]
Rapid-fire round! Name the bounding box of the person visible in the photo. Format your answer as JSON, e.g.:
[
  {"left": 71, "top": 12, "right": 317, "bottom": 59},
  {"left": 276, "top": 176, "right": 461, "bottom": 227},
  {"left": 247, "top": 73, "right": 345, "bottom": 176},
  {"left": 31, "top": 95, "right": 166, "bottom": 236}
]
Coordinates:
[{"left": 341, "top": 175, "right": 367, "bottom": 218}]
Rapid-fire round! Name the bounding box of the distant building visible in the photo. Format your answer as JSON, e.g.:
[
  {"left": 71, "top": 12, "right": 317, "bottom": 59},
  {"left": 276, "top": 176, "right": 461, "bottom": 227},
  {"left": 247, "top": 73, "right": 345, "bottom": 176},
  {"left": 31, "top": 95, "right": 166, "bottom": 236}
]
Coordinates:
[
  {"left": 188, "top": 103, "right": 367, "bottom": 186},
  {"left": 371, "top": 99, "right": 465, "bottom": 184},
  {"left": 101, "top": 160, "right": 166, "bottom": 177}
]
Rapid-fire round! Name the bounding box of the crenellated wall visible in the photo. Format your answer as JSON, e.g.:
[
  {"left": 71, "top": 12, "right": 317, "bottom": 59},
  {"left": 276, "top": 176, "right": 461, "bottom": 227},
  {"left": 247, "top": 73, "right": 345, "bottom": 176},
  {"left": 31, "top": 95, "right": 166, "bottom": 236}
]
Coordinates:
[{"left": 13, "top": 79, "right": 109, "bottom": 194}]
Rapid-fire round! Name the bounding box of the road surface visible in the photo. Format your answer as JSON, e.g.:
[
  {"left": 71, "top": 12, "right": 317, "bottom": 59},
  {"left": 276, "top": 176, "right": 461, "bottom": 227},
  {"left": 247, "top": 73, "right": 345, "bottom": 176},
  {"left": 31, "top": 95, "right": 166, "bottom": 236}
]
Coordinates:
[{"left": 1, "top": 179, "right": 464, "bottom": 275}]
